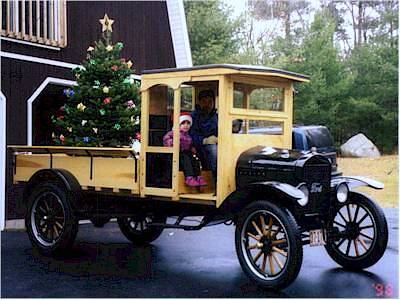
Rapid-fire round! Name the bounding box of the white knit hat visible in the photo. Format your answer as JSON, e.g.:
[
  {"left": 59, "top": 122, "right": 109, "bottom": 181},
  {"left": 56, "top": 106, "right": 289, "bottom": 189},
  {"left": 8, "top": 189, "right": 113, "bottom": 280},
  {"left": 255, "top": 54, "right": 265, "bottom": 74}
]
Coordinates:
[{"left": 179, "top": 112, "right": 192, "bottom": 126}]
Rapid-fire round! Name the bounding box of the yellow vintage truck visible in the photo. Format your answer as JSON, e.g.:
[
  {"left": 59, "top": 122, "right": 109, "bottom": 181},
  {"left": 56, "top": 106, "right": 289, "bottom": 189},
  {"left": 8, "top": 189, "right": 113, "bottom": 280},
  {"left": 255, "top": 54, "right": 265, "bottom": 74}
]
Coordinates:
[{"left": 9, "top": 64, "right": 388, "bottom": 289}]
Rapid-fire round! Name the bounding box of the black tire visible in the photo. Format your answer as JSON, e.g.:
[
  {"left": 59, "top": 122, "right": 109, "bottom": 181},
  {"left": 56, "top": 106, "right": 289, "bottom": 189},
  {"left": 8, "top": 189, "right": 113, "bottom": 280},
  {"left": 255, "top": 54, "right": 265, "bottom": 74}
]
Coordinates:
[
  {"left": 90, "top": 216, "right": 111, "bottom": 228},
  {"left": 325, "top": 192, "right": 388, "bottom": 270},
  {"left": 25, "top": 183, "right": 78, "bottom": 255},
  {"left": 235, "top": 200, "right": 303, "bottom": 290},
  {"left": 117, "top": 213, "right": 166, "bottom": 245}
]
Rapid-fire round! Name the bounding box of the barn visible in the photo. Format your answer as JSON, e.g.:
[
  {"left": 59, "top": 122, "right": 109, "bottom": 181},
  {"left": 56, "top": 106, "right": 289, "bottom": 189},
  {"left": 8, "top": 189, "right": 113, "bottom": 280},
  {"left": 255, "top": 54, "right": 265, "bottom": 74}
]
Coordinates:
[{"left": 0, "top": 0, "right": 192, "bottom": 229}]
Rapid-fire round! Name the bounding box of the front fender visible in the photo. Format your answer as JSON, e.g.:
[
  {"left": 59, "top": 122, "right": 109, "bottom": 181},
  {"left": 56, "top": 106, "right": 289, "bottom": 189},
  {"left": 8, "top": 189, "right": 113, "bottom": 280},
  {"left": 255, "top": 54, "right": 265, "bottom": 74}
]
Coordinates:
[
  {"left": 217, "top": 181, "right": 305, "bottom": 215},
  {"left": 331, "top": 176, "right": 384, "bottom": 190},
  {"left": 248, "top": 181, "right": 305, "bottom": 200}
]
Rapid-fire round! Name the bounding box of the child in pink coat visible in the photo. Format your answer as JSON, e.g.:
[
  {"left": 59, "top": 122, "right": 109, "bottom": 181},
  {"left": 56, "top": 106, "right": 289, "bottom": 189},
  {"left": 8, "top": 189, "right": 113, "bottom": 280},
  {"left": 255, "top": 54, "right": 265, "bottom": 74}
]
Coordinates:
[{"left": 163, "top": 113, "right": 207, "bottom": 187}]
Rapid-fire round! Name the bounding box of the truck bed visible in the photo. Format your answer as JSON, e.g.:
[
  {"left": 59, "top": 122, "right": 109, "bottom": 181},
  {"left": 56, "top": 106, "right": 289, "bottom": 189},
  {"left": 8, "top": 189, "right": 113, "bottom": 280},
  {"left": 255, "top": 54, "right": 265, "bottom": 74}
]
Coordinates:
[{"left": 9, "top": 146, "right": 139, "bottom": 194}]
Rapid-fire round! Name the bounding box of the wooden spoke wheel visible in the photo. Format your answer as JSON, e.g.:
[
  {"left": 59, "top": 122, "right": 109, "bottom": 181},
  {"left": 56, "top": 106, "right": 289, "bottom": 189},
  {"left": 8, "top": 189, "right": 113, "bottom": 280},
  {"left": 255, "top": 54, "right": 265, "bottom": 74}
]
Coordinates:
[
  {"left": 235, "top": 201, "right": 303, "bottom": 290},
  {"left": 25, "top": 183, "right": 78, "bottom": 255},
  {"left": 325, "top": 192, "right": 388, "bottom": 270},
  {"left": 117, "top": 214, "right": 166, "bottom": 246}
]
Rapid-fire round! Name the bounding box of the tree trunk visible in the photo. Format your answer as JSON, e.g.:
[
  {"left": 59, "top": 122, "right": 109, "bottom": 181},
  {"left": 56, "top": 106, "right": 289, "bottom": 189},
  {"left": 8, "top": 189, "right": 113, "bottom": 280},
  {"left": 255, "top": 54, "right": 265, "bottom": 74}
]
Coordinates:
[{"left": 357, "top": 1, "right": 363, "bottom": 46}]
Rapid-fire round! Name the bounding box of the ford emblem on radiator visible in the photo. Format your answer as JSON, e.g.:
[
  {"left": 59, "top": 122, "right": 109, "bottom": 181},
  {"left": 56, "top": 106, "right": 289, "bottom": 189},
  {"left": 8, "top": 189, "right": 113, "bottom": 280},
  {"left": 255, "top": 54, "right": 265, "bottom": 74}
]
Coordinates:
[{"left": 310, "top": 183, "right": 323, "bottom": 193}]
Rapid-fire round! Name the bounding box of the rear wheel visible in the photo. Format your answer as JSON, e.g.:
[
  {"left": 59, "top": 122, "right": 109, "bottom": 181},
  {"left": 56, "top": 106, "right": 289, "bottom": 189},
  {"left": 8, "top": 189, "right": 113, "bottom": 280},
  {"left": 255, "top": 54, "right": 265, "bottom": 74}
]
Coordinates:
[
  {"left": 25, "top": 183, "right": 78, "bottom": 255},
  {"left": 235, "top": 201, "right": 303, "bottom": 290},
  {"left": 117, "top": 213, "right": 166, "bottom": 245},
  {"left": 325, "top": 192, "right": 388, "bottom": 270}
]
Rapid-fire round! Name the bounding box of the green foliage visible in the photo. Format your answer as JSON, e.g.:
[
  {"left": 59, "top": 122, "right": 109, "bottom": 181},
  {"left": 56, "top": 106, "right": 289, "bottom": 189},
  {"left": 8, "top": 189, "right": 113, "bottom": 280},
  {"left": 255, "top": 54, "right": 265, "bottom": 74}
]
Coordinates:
[
  {"left": 52, "top": 32, "right": 140, "bottom": 147},
  {"left": 184, "top": 0, "right": 241, "bottom": 65}
]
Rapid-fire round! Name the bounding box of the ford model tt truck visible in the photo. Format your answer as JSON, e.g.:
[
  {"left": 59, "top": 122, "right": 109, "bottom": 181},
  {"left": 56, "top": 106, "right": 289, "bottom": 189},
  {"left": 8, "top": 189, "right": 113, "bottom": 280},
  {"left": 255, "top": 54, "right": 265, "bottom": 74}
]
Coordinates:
[{"left": 9, "top": 64, "right": 388, "bottom": 290}]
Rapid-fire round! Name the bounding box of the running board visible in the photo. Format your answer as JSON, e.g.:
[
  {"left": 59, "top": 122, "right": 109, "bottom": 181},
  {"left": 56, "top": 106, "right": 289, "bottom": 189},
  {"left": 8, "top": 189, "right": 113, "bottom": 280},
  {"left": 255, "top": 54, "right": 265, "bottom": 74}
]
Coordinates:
[{"left": 149, "top": 215, "right": 211, "bottom": 231}]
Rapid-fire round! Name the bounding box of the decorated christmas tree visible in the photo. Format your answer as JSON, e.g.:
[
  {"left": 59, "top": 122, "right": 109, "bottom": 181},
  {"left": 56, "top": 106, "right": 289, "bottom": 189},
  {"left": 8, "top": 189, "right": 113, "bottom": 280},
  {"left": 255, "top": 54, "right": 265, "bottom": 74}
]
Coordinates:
[{"left": 52, "top": 14, "right": 140, "bottom": 147}]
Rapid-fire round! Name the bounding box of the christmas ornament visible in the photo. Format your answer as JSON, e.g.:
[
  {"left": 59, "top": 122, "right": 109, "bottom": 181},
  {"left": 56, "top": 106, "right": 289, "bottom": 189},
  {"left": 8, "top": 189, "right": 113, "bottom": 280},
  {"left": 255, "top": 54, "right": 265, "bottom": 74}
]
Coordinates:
[
  {"left": 90, "top": 60, "right": 96, "bottom": 65},
  {"left": 114, "top": 124, "right": 121, "bottom": 130},
  {"left": 94, "top": 80, "right": 100, "bottom": 86},
  {"left": 135, "top": 132, "right": 141, "bottom": 141},
  {"left": 99, "top": 14, "right": 114, "bottom": 32},
  {"left": 60, "top": 134, "right": 65, "bottom": 143},
  {"left": 106, "top": 45, "right": 113, "bottom": 52},
  {"left": 77, "top": 103, "right": 86, "bottom": 111},
  {"left": 57, "top": 115, "right": 64, "bottom": 120},
  {"left": 125, "top": 100, "right": 135, "bottom": 108},
  {"left": 93, "top": 128, "right": 98, "bottom": 134},
  {"left": 111, "top": 65, "right": 118, "bottom": 71},
  {"left": 63, "top": 89, "right": 75, "bottom": 97},
  {"left": 100, "top": 109, "right": 106, "bottom": 116},
  {"left": 67, "top": 127, "right": 73, "bottom": 132},
  {"left": 81, "top": 120, "right": 88, "bottom": 126},
  {"left": 126, "top": 60, "right": 133, "bottom": 69},
  {"left": 103, "top": 86, "right": 110, "bottom": 93},
  {"left": 87, "top": 46, "right": 94, "bottom": 52},
  {"left": 116, "top": 42, "right": 124, "bottom": 49},
  {"left": 83, "top": 137, "right": 90, "bottom": 143},
  {"left": 52, "top": 132, "right": 56, "bottom": 139},
  {"left": 103, "top": 97, "right": 111, "bottom": 104}
]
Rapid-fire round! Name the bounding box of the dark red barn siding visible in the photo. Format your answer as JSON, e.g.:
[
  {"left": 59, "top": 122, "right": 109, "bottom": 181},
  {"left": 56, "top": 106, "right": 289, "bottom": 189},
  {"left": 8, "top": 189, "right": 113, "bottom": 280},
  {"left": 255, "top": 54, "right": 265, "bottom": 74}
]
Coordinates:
[{"left": 2, "top": 1, "right": 178, "bottom": 220}]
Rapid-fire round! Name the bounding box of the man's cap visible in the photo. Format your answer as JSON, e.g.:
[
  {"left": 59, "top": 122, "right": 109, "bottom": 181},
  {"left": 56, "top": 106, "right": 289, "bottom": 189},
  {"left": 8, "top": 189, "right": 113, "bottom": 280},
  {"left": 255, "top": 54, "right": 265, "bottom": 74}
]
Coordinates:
[{"left": 198, "top": 89, "right": 215, "bottom": 100}]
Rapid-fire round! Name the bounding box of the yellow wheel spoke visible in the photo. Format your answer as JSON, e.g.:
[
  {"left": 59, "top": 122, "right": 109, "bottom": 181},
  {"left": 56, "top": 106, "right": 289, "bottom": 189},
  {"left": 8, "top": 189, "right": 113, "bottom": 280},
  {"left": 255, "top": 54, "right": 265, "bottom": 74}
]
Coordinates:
[
  {"left": 260, "top": 215, "right": 267, "bottom": 236},
  {"left": 272, "top": 252, "right": 284, "bottom": 269},
  {"left": 266, "top": 216, "right": 273, "bottom": 236},
  {"left": 354, "top": 239, "right": 360, "bottom": 256},
  {"left": 261, "top": 254, "right": 267, "bottom": 273},
  {"left": 247, "top": 232, "right": 260, "bottom": 241},
  {"left": 254, "top": 250, "right": 263, "bottom": 263},
  {"left": 272, "top": 246, "right": 287, "bottom": 257},
  {"left": 55, "top": 221, "right": 63, "bottom": 229},
  {"left": 247, "top": 243, "right": 258, "bottom": 250},
  {"left": 252, "top": 221, "right": 263, "bottom": 237},
  {"left": 357, "top": 238, "right": 368, "bottom": 251},
  {"left": 271, "top": 239, "right": 286, "bottom": 246},
  {"left": 268, "top": 254, "right": 275, "bottom": 275},
  {"left": 53, "top": 225, "right": 59, "bottom": 238}
]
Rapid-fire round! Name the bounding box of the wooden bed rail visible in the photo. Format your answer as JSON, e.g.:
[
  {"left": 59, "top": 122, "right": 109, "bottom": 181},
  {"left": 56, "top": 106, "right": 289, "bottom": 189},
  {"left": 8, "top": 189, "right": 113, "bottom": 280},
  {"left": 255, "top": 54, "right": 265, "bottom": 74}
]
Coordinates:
[{"left": 7, "top": 145, "right": 139, "bottom": 158}]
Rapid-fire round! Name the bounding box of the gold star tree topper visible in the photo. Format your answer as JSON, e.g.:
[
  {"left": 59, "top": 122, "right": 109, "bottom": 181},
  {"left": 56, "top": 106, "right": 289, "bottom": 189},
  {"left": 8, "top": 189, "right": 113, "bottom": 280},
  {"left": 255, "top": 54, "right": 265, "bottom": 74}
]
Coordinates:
[{"left": 99, "top": 14, "right": 114, "bottom": 32}]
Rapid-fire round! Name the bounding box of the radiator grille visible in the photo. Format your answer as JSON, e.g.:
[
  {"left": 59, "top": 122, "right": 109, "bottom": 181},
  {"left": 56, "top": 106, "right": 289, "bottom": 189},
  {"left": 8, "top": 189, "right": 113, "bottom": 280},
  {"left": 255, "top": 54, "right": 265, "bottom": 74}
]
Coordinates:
[{"left": 303, "top": 158, "right": 331, "bottom": 212}]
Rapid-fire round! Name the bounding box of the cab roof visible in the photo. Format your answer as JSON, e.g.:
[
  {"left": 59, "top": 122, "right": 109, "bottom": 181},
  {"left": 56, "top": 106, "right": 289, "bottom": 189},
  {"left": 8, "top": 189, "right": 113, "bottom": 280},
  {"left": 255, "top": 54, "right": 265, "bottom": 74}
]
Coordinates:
[{"left": 142, "top": 64, "right": 310, "bottom": 83}]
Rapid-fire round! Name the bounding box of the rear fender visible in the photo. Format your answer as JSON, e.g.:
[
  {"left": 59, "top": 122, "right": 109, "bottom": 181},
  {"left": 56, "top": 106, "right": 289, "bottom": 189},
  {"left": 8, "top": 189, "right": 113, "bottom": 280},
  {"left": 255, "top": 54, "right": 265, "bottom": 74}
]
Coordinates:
[
  {"left": 23, "top": 169, "right": 82, "bottom": 210},
  {"left": 218, "top": 181, "right": 305, "bottom": 215}
]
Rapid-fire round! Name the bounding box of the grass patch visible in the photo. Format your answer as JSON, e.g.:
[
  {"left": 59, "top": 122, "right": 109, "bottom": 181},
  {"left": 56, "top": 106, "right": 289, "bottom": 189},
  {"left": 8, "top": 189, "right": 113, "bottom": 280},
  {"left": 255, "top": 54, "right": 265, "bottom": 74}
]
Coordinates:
[{"left": 337, "top": 155, "right": 398, "bottom": 208}]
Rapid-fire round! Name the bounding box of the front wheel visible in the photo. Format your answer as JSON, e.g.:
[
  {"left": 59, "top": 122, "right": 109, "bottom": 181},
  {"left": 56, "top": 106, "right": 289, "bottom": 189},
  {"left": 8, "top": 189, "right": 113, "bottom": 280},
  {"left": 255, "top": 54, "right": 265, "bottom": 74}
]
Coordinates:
[
  {"left": 117, "top": 213, "right": 166, "bottom": 246},
  {"left": 325, "top": 192, "right": 388, "bottom": 270},
  {"left": 235, "top": 201, "right": 303, "bottom": 290}
]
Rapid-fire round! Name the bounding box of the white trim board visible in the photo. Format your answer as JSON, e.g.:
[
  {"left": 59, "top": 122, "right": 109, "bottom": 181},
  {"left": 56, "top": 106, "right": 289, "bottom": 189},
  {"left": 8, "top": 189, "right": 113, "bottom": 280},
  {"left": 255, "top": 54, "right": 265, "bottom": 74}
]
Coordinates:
[
  {"left": 1, "top": 51, "right": 79, "bottom": 69},
  {"left": 1, "top": 51, "right": 139, "bottom": 80},
  {"left": 0, "top": 91, "right": 6, "bottom": 231},
  {"left": 166, "top": 0, "right": 192, "bottom": 67},
  {"left": 1, "top": 37, "right": 61, "bottom": 51},
  {"left": 27, "top": 77, "right": 77, "bottom": 146}
]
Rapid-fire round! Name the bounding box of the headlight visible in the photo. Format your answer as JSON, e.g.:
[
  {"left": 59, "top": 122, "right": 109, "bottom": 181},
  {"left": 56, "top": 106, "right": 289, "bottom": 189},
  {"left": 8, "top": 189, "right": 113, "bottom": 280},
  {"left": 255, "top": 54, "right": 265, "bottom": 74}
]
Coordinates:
[
  {"left": 336, "top": 182, "right": 349, "bottom": 203},
  {"left": 297, "top": 183, "right": 309, "bottom": 206}
]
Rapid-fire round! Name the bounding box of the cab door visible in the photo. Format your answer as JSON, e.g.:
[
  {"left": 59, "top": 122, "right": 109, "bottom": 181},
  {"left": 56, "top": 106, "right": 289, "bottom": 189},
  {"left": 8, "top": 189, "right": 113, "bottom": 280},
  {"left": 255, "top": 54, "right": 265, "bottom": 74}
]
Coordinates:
[{"left": 140, "top": 83, "right": 181, "bottom": 199}]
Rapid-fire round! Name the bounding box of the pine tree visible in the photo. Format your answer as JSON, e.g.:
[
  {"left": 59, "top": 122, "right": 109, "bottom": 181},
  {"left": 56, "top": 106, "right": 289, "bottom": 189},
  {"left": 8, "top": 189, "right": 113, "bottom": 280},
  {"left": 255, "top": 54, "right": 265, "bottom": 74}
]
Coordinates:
[{"left": 52, "top": 14, "right": 140, "bottom": 147}]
